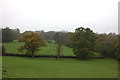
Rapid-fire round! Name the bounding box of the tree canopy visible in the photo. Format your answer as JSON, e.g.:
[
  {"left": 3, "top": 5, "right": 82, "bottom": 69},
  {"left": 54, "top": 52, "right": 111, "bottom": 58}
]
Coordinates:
[
  {"left": 94, "top": 33, "right": 117, "bottom": 58},
  {"left": 72, "top": 27, "right": 96, "bottom": 60},
  {"left": 2, "top": 27, "right": 20, "bottom": 43},
  {"left": 17, "top": 32, "right": 46, "bottom": 58},
  {"left": 114, "top": 38, "right": 120, "bottom": 60}
]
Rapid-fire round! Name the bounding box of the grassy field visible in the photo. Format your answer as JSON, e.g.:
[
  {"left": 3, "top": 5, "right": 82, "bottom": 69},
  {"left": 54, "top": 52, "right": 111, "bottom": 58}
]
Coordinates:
[
  {"left": 3, "top": 41, "right": 74, "bottom": 56},
  {"left": 2, "top": 41, "right": 118, "bottom": 78},
  {"left": 2, "top": 56, "right": 118, "bottom": 78}
]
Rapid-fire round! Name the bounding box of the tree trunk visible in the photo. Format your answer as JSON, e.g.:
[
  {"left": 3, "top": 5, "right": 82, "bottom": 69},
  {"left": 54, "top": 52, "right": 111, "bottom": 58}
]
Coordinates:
[
  {"left": 57, "top": 44, "right": 61, "bottom": 59},
  {"left": 32, "top": 51, "right": 34, "bottom": 58},
  {"left": 57, "top": 51, "right": 60, "bottom": 59}
]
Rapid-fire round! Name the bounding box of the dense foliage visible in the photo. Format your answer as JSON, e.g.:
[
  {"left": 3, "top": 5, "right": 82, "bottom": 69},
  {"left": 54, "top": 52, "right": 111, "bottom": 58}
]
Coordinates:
[
  {"left": 72, "top": 27, "right": 96, "bottom": 60},
  {"left": 17, "top": 32, "right": 46, "bottom": 58},
  {"left": 2, "top": 27, "right": 20, "bottom": 43},
  {"left": 94, "top": 33, "right": 118, "bottom": 58},
  {"left": 114, "top": 38, "right": 120, "bottom": 60},
  {"left": 35, "top": 31, "right": 72, "bottom": 47}
]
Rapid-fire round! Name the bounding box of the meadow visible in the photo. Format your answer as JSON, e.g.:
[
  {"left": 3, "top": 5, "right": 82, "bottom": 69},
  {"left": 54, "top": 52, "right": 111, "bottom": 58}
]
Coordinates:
[
  {"left": 2, "top": 41, "right": 118, "bottom": 78},
  {"left": 2, "top": 56, "right": 118, "bottom": 78},
  {"left": 3, "top": 41, "right": 74, "bottom": 56}
]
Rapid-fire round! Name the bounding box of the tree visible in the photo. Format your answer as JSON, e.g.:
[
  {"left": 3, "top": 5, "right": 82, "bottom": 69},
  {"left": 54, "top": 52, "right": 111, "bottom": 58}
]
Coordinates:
[
  {"left": 2, "top": 27, "right": 13, "bottom": 42},
  {"left": 2, "top": 46, "right": 5, "bottom": 54},
  {"left": 72, "top": 27, "right": 96, "bottom": 60},
  {"left": 54, "top": 32, "right": 63, "bottom": 58},
  {"left": 17, "top": 32, "right": 46, "bottom": 58},
  {"left": 2, "top": 27, "right": 20, "bottom": 43},
  {"left": 94, "top": 33, "right": 117, "bottom": 58},
  {"left": 0, "top": 46, "right": 5, "bottom": 55},
  {"left": 114, "top": 38, "right": 120, "bottom": 60},
  {"left": 62, "top": 32, "right": 73, "bottom": 47},
  {"left": 94, "top": 34, "right": 108, "bottom": 56}
]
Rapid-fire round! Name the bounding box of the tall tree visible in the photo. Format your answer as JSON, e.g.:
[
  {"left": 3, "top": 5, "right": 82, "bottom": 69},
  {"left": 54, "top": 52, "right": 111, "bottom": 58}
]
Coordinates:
[
  {"left": 54, "top": 32, "right": 63, "bottom": 58},
  {"left": 72, "top": 27, "right": 96, "bottom": 60},
  {"left": 114, "top": 38, "right": 120, "bottom": 60},
  {"left": 94, "top": 33, "right": 117, "bottom": 58},
  {"left": 17, "top": 32, "right": 46, "bottom": 58},
  {"left": 2, "top": 27, "right": 20, "bottom": 43},
  {"left": 2, "top": 27, "right": 13, "bottom": 42}
]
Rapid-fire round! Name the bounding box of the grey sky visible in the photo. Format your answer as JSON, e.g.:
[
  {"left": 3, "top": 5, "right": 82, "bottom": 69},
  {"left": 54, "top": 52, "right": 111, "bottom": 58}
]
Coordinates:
[{"left": 1, "top": 0, "right": 119, "bottom": 33}]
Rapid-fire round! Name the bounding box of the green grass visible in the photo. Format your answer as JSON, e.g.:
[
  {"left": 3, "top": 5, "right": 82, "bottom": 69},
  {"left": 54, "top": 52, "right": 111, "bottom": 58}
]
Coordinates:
[
  {"left": 2, "top": 56, "right": 118, "bottom": 78},
  {"left": 2, "top": 41, "right": 118, "bottom": 78},
  {"left": 94, "top": 52, "right": 102, "bottom": 57},
  {"left": 3, "top": 41, "right": 74, "bottom": 56},
  {"left": 3, "top": 42, "right": 24, "bottom": 54}
]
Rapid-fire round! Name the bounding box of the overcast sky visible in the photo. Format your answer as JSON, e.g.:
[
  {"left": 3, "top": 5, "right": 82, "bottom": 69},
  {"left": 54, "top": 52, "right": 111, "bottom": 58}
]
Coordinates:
[{"left": 0, "top": 0, "right": 119, "bottom": 33}]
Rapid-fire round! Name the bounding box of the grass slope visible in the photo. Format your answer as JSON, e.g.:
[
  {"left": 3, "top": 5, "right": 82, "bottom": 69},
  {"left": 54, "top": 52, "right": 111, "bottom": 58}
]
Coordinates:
[
  {"left": 3, "top": 41, "right": 74, "bottom": 56},
  {"left": 2, "top": 56, "right": 118, "bottom": 78},
  {"left": 3, "top": 42, "right": 24, "bottom": 54}
]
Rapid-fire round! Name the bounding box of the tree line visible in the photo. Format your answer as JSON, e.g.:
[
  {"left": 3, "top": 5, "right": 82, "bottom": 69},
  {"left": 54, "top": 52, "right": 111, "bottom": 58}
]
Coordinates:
[
  {"left": 1, "top": 27, "right": 120, "bottom": 60},
  {"left": 1, "top": 27, "right": 20, "bottom": 43}
]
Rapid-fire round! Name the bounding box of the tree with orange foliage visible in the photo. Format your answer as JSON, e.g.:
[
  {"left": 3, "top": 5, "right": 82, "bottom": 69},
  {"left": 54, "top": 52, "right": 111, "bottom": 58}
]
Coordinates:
[{"left": 17, "top": 32, "right": 46, "bottom": 58}]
